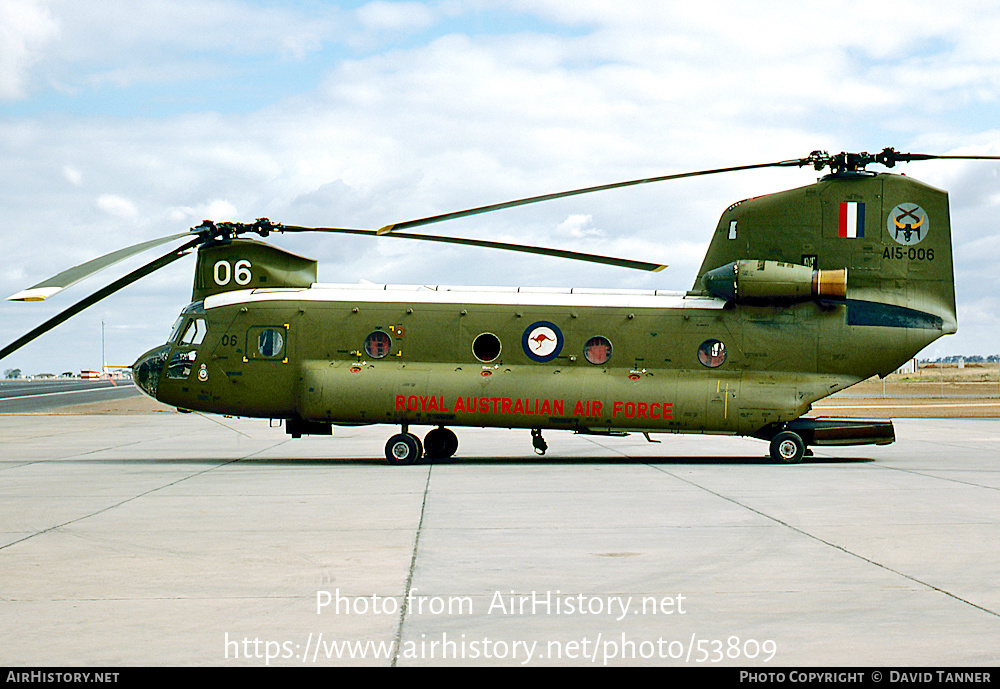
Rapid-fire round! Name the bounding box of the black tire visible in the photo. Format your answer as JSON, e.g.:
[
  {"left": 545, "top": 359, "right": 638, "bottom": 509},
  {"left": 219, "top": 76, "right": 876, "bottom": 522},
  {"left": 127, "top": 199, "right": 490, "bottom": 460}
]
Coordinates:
[
  {"left": 769, "top": 430, "right": 805, "bottom": 464},
  {"left": 385, "top": 433, "right": 422, "bottom": 465},
  {"left": 424, "top": 427, "right": 458, "bottom": 460}
]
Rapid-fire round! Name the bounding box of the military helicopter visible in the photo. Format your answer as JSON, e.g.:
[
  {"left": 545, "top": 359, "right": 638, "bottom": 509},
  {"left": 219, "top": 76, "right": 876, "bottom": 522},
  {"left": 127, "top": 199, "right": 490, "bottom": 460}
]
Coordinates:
[{"left": 4, "top": 148, "right": 997, "bottom": 464}]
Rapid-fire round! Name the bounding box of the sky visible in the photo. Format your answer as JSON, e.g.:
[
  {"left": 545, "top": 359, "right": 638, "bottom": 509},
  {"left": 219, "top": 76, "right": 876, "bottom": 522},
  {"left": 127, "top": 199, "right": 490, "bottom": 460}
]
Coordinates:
[{"left": 2, "top": 0, "right": 1000, "bottom": 375}]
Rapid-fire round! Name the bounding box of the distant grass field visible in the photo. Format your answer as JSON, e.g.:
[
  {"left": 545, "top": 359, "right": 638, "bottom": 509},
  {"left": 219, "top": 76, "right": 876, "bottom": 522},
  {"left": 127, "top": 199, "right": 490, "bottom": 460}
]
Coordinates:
[{"left": 812, "top": 362, "right": 1000, "bottom": 417}]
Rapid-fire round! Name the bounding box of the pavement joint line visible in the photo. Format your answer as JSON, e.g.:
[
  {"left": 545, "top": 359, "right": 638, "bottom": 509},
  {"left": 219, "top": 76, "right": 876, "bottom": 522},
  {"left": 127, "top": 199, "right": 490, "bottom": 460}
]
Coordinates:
[
  {"left": 874, "top": 463, "right": 1000, "bottom": 493},
  {"left": 190, "top": 410, "right": 256, "bottom": 439},
  {"left": 576, "top": 433, "right": 640, "bottom": 459},
  {"left": 392, "top": 464, "right": 434, "bottom": 667},
  {"left": 0, "top": 442, "right": 292, "bottom": 553},
  {"left": 649, "top": 464, "right": 1000, "bottom": 620}
]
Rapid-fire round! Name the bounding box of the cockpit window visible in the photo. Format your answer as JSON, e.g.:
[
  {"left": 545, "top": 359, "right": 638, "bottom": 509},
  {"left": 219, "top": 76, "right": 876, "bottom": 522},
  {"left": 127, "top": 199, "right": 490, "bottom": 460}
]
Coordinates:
[
  {"left": 134, "top": 345, "right": 169, "bottom": 396},
  {"left": 169, "top": 316, "right": 186, "bottom": 343},
  {"left": 167, "top": 349, "right": 197, "bottom": 379},
  {"left": 180, "top": 318, "right": 207, "bottom": 345}
]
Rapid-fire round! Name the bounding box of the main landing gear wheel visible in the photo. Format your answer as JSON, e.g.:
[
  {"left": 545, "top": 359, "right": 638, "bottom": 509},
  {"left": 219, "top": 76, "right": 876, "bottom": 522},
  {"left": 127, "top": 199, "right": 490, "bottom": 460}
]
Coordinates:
[
  {"left": 424, "top": 427, "right": 459, "bottom": 460},
  {"left": 769, "top": 430, "right": 806, "bottom": 464},
  {"left": 385, "top": 433, "right": 423, "bottom": 465}
]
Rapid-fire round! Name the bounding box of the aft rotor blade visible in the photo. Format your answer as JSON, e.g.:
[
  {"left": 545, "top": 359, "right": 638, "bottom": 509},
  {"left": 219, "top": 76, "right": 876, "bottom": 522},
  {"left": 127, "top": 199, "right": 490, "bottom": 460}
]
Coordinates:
[
  {"left": 0, "top": 238, "right": 201, "bottom": 362},
  {"left": 820, "top": 148, "right": 1000, "bottom": 173},
  {"left": 6, "top": 231, "right": 195, "bottom": 301},
  {"left": 375, "top": 159, "right": 806, "bottom": 235},
  {"left": 280, "top": 225, "right": 667, "bottom": 272},
  {"left": 894, "top": 153, "right": 1000, "bottom": 165}
]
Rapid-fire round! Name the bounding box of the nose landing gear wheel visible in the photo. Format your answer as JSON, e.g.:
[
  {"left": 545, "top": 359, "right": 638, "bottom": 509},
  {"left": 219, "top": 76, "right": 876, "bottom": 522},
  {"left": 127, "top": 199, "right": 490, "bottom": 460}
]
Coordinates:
[
  {"left": 769, "top": 430, "right": 806, "bottom": 464},
  {"left": 385, "top": 433, "right": 423, "bottom": 465},
  {"left": 424, "top": 427, "right": 459, "bottom": 460}
]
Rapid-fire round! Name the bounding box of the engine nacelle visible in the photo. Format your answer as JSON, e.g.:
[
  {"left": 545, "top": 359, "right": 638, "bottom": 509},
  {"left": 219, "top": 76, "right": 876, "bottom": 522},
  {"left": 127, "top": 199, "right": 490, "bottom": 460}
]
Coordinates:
[{"left": 701, "top": 259, "right": 846, "bottom": 304}]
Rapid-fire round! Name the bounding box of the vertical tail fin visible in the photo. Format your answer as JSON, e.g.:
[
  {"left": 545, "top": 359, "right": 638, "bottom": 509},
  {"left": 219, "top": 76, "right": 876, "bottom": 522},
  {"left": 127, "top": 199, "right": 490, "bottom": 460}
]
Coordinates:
[{"left": 694, "top": 172, "right": 955, "bottom": 331}]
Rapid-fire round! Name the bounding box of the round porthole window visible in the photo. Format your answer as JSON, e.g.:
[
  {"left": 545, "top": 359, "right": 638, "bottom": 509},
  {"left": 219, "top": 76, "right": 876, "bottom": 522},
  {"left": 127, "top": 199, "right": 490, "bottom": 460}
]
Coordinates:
[
  {"left": 698, "top": 339, "right": 727, "bottom": 368},
  {"left": 365, "top": 331, "right": 392, "bottom": 359},
  {"left": 583, "top": 336, "right": 613, "bottom": 365},
  {"left": 473, "top": 332, "right": 502, "bottom": 362},
  {"left": 257, "top": 328, "right": 284, "bottom": 358}
]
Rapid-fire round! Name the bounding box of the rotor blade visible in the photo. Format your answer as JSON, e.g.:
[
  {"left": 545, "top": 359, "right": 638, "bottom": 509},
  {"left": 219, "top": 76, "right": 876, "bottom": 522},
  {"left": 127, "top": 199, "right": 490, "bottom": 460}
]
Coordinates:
[
  {"left": 894, "top": 153, "right": 1000, "bottom": 163},
  {"left": 375, "top": 159, "right": 807, "bottom": 235},
  {"left": 6, "top": 231, "right": 195, "bottom": 301},
  {"left": 0, "top": 238, "right": 201, "bottom": 362},
  {"left": 280, "top": 225, "right": 667, "bottom": 272}
]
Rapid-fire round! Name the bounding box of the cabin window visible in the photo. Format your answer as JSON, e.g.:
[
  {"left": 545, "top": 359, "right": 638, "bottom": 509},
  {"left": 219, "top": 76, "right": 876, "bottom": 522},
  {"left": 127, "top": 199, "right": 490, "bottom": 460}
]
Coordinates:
[
  {"left": 698, "top": 339, "right": 727, "bottom": 368},
  {"left": 584, "top": 336, "right": 613, "bottom": 365},
  {"left": 364, "top": 331, "right": 392, "bottom": 359},
  {"left": 246, "top": 326, "right": 287, "bottom": 361},
  {"left": 257, "top": 328, "right": 285, "bottom": 358},
  {"left": 473, "top": 333, "right": 502, "bottom": 362}
]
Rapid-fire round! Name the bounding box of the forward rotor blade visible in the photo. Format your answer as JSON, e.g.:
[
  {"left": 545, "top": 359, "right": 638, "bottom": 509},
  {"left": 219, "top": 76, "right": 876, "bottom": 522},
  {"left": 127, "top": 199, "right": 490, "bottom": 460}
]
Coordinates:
[
  {"left": 375, "top": 159, "right": 806, "bottom": 235},
  {"left": 0, "top": 238, "right": 201, "bottom": 362},
  {"left": 6, "top": 231, "right": 195, "bottom": 301},
  {"left": 280, "top": 225, "right": 667, "bottom": 272}
]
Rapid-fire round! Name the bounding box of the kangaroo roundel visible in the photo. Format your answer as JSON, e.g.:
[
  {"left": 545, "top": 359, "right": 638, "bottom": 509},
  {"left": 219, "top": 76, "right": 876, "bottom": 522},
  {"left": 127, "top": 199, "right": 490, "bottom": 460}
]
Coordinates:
[{"left": 522, "top": 321, "right": 563, "bottom": 362}]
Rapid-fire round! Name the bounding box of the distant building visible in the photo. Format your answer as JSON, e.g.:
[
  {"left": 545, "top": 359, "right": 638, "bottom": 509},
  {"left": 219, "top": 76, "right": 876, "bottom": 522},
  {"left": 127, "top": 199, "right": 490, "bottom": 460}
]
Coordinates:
[{"left": 896, "top": 359, "right": 918, "bottom": 374}]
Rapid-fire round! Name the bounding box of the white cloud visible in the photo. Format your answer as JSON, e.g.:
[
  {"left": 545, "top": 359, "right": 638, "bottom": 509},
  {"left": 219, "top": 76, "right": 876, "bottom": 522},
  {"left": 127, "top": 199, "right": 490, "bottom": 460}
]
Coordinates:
[
  {"left": 96, "top": 193, "right": 138, "bottom": 219},
  {"left": 62, "top": 164, "right": 82, "bottom": 186},
  {"left": 0, "top": 0, "right": 59, "bottom": 99},
  {"left": 356, "top": 1, "right": 437, "bottom": 32},
  {"left": 555, "top": 214, "right": 601, "bottom": 239},
  {"left": 205, "top": 199, "right": 238, "bottom": 221},
  {"left": 17, "top": 0, "right": 347, "bottom": 100}
]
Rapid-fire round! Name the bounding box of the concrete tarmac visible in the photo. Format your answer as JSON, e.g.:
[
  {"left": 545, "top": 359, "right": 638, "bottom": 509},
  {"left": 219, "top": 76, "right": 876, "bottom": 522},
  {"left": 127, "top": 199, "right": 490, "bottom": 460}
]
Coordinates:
[{"left": 1, "top": 413, "right": 998, "bottom": 667}]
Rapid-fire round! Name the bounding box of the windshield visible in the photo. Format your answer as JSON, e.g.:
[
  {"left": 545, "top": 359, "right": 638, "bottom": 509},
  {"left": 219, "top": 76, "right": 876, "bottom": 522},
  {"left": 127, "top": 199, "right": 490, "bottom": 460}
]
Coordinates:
[{"left": 168, "top": 316, "right": 185, "bottom": 343}]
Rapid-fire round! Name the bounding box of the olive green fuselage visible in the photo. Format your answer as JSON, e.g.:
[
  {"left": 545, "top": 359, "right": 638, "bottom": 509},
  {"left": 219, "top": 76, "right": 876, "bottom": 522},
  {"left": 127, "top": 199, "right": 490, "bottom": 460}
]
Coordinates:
[{"left": 145, "top": 285, "right": 939, "bottom": 438}]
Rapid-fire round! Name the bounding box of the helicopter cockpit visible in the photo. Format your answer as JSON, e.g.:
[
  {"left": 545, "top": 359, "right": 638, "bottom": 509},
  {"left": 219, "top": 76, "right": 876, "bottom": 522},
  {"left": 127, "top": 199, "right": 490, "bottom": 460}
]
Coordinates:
[
  {"left": 133, "top": 304, "right": 207, "bottom": 398},
  {"left": 165, "top": 315, "right": 206, "bottom": 379}
]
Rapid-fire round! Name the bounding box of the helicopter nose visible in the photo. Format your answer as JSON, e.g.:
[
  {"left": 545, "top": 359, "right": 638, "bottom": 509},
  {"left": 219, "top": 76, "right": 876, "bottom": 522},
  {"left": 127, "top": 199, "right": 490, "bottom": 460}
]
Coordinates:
[{"left": 132, "top": 345, "right": 170, "bottom": 399}]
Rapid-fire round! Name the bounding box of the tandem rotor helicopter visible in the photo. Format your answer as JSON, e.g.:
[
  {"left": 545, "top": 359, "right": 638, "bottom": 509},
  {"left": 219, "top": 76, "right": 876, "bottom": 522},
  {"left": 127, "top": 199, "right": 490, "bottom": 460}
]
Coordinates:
[{"left": 4, "top": 147, "right": 998, "bottom": 464}]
